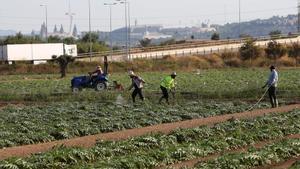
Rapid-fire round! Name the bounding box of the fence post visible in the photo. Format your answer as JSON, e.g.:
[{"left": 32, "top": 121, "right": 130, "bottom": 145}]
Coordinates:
[
  {"left": 183, "top": 51, "right": 185, "bottom": 56},
  {"left": 210, "top": 48, "right": 212, "bottom": 54},
  {"left": 204, "top": 49, "right": 206, "bottom": 55}
]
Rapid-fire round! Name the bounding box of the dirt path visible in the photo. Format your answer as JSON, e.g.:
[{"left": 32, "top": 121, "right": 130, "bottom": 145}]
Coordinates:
[
  {"left": 0, "top": 104, "right": 299, "bottom": 161},
  {"left": 163, "top": 135, "right": 300, "bottom": 169},
  {"left": 261, "top": 157, "right": 300, "bottom": 169}
]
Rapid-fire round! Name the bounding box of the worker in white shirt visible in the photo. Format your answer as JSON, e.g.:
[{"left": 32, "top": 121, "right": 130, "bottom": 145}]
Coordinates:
[{"left": 262, "top": 65, "right": 279, "bottom": 108}]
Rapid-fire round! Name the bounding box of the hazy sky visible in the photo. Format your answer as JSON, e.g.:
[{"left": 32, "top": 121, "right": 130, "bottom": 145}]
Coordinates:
[{"left": 0, "top": 0, "right": 297, "bottom": 33}]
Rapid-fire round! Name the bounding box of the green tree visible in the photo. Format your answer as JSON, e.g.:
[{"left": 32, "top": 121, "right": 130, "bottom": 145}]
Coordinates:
[
  {"left": 269, "top": 30, "right": 282, "bottom": 39},
  {"left": 52, "top": 55, "right": 75, "bottom": 78},
  {"left": 3, "top": 32, "right": 43, "bottom": 44},
  {"left": 288, "top": 42, "right": 300, "bottom": 66},
  {"left": 81, "top": 32, "right": 99, "bottom": 43},
  {"left": 77, "top": 42, "right": 109, "bottom": 54},
  {"left": 265, "top": 40, "right": 287, "bottom": 62},
  {"left": 239, "top": 39, "right": 260, "bottom": 61},
  {"left": 48, "top": 36, "right": 62, "bottom": 43},
  {"left": 139, "top": 38, "right": 151, "bottom": 47},
  {"left": 211, "top": 32, "right": 220, "bottom": 40},
  {"left": 63, "top": 37, "right": 76, "bottom": 44}
]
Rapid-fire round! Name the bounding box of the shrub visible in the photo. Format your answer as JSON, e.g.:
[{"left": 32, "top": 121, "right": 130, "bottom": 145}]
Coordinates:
[
  {"left": 211, "top": 33, "right": 220, "bottom": 40},
  {"left": 220, "top": 52, "right": 242, "bottom": 67},
  {"left": 239, "top": 39, "right": 261, "bottom": 61},
  {"left": 265, "top": 40, "right": 287, "bottom": 62},
  {"left": 204, "top": 54, "right": 224, "bottom": 68},
  {"left": 287, "top": 42, "right": 300, "bottom": 66}
]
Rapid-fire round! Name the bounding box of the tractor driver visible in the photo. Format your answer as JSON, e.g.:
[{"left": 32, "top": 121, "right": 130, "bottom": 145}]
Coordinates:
[{"left": 89, "top": 66, "right": 103, "bottom": 83}]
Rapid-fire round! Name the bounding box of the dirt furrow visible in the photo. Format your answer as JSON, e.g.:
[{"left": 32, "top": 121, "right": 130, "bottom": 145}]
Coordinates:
[
  {"left": 260, "top": 156, "right": 300, "bottom": 169},
  {"left": 0, "top": 104, "right": 299, "bottom": 161},
  {"left": 161, "top": 135, "right": 300, "bottom": 169}
]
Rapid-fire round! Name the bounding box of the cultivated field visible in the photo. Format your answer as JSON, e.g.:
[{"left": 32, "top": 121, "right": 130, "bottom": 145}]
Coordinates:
[
  {"left": 0, "top": 68, "right": 299, "bottom": 169},
  {"left": 0, "top": 68, "right": 299, "bottom": 101}
]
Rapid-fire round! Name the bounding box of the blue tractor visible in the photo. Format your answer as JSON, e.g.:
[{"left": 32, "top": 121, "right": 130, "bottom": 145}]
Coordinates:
[
  {"left": 71, "top": 74, "right": 109, "bottom": 92},
  {"left": 71, "top": 56, "right": 109, "bottom": 92}
]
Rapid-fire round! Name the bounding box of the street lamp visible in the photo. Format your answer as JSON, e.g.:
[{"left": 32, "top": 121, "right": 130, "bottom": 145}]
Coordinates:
[
  {"left": 66, "top": 0, "right": 76, "bottom": 35},
  {"left": 238, "top": 0, "right": 241, "bottom": 38},
  {"left": 104, "top": 3, "right": 117, "bottom": 60},
  {"left": 40, "top": 4, "right": 48, "bottom": 42},
  {"left": 116, "top": 0, "right": 130, "bottom": 60}
]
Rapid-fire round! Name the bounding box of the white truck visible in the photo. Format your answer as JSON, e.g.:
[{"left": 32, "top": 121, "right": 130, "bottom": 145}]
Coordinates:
[{"left": 0, "top": 43, "right": 77, "bottom": 64}]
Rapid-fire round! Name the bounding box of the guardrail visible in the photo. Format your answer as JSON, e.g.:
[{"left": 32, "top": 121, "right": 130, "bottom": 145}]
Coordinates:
[{"left": 76, "top": 33, "right": 300, "bottom": 60}]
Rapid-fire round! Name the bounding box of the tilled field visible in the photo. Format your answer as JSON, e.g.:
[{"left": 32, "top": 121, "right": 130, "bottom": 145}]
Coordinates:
[{"left": 0, "top": 105, "right": 299, "bottom": 169}]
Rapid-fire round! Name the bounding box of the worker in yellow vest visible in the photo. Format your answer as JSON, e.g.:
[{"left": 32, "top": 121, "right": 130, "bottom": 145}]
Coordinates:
[{"left": 159, "top": 72, "right": 177, "bottom": 105}]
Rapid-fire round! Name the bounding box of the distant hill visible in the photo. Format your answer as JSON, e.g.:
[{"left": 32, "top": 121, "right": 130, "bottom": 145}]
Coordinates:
[{"left": 215, "top": 14, "right": 298, "bottom": 39}]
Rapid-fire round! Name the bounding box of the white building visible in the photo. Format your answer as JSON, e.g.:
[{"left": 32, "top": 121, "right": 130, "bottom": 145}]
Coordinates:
[{"left": 0, "top": 43, "right": 77, "bottom": 64}]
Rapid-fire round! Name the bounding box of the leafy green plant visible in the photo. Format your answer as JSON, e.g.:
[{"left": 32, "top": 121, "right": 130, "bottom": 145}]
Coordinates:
[{"left": 1, "top": 110, "right": 299, "bottom": 169}]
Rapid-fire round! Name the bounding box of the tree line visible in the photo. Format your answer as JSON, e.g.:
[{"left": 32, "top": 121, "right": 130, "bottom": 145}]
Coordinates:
[{"left": 0, "top": 32, "right": 109, "bottom": 54}]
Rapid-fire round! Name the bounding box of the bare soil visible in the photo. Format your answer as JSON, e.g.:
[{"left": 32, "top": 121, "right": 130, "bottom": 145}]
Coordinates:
[{"left": 0, "top": 104, "right": 299, "bottom": 161}]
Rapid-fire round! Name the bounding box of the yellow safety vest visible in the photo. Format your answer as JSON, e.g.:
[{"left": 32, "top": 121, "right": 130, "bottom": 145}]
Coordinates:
[{"left": 160, "top": 76, "right": 175, "bottom": 89}]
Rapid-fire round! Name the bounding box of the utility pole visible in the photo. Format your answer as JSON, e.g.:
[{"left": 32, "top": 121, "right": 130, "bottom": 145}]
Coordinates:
[
  {"left": 238, "top": 0, "right": 241, "bottom": 38},
  {"left": 128, "top": 2, "right": 131, "bottom": 60},
  {"left": 88, "top": 0, "right": 92, "bottom": 62},
  {"left": 298, "top": 0, "right": 300, "bottom": 33},
  {"left": 116, "top": 0, "right": 129, "bottom": 60},
  {"left": 104, "top": 3, "right": 117, "bottom": 60}
]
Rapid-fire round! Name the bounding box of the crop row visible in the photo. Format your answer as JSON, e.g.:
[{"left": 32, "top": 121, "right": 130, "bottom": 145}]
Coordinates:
[
  {"left": 289, "top": 161, "right": 300, "bottom": 169},
  {"left": 0, "top": 109, "right": 299, "bottom": 169},
  {"left": 194, "top": 139, "right": 300, "bottom": 169},
  {"left": 0, "top": 69, "right": 299, "bottom": 101},
  {"left": 0, "top": 101, "right": 267, "bottom": 148}
]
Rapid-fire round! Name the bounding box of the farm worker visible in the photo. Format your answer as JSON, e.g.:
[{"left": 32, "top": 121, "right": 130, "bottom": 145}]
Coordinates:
[
  {"left": 159, "top": 72, "right": 177, "bottom": 105},
  {"left": 89, "top": 66, "right": 103, "bottom": 83},
  {"left": 262, "top": 65, "right": 279, "bottom": 108},
  {"left": 128, "top": 70, "right": 146, "bottom": 103},
  {"left": 89, "top": 66, "right": 103, "bottom": 76}
]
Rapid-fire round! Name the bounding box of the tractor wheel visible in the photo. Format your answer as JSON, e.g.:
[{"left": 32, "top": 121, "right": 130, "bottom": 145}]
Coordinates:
[
  {"left": 95, "top": 82, "right": 106, "bottom": 91},
  {"left": 72, "top": 87, "right": 80, "bottom": 93}
]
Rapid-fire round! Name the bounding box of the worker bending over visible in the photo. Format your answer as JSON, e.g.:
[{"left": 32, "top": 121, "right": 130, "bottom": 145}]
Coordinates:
[
  {"left": 262, "top": 65, "right": 279, "bottom": 108},
  {"left": 128, "top": 71, "right": 145, "bottom": 103},
  {"left": 159, "top": 72, "right": 177, "bottom": 105}
]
